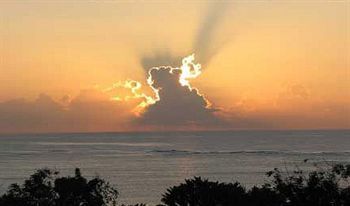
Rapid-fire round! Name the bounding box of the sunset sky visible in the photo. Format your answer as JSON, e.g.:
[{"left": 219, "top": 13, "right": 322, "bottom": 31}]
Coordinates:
[{"left": 0, "top": 0, "right": 349, "bottom": 133}]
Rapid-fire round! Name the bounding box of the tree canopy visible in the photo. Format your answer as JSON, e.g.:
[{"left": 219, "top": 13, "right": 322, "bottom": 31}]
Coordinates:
[{"left": 1, "top": 163, "right": 349, "bottom": 206}]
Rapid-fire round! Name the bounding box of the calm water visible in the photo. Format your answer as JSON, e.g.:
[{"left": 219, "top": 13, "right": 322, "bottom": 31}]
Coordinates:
[{"left": 0, "top": 130, "right": 349, "bottom": 204}]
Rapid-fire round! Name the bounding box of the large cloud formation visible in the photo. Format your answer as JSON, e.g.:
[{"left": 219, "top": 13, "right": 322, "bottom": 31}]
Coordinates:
[
  {"left": 132, "top": 1, "right": 232, "bottom": 129},
  {"left": 136, "top": 65, "right": 223, "bottom": 128}
]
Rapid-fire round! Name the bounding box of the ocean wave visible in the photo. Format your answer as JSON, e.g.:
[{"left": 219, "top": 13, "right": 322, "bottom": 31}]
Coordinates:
[{"left": 149, "top": 149, "right": 350, "bottom": 156}]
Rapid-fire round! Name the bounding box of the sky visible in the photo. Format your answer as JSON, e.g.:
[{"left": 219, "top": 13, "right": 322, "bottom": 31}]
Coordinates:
[{"left": 0, "top": 0, "right": 349, "bottom": 133}]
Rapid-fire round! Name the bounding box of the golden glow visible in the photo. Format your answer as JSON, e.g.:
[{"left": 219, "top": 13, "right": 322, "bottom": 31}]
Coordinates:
[
  {"left": 0, "top": 1, "right": 348, "bottom": 131},
  {"left": 104, "top": 79, "right": 157, "bottom": 116}
]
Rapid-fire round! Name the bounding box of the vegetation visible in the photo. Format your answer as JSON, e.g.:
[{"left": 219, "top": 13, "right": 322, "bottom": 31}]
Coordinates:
[
  {"left": 0, "top": 168, "right": 118, "bottom": 206},
  {"left": 161, "top": 163, "right": 350, "bottom": 206},
  {"left": 161, "top": 177, "right": 246, "bottom": 206},
  {"left": 1, "top": 162, "right": 349, "bottom": 206}
]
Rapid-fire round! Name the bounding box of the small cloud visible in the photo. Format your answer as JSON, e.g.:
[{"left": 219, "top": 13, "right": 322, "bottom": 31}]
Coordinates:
[{"left": 278, "top": 83, "right": 310, "bottom": 101}]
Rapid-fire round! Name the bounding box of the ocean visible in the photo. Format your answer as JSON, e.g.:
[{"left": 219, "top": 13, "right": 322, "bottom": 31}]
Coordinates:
[{"left": 0, "top": 130, "right": 349, "bottom": 204}]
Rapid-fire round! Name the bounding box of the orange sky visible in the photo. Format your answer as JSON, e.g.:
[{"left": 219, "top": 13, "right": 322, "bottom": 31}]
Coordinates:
[{"left": 0, "top": 1, "right": 349, "bottom": 133}]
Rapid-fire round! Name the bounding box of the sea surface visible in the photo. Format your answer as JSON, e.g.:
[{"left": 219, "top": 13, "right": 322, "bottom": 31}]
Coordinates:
[{"left": 0, "top": 130, "right": 349, "bottom": 204}]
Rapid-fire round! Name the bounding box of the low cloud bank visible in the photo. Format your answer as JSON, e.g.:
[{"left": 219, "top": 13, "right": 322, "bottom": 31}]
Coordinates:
[{"left": 0, "top": 91, "right": 133, "bottom": 133}]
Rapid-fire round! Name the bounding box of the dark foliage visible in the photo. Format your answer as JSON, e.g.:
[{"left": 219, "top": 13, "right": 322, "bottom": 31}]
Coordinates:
[
  {"left": 260, "top": 163, "right": 350, "bottom": 206},
  {"left": 246, "top": 185, "right": 284, "bottom": 206},
  {"left": 0, "top": 168, "right": 118, "bottom": 206},
  {"left": 161, "top": 163, "right": 350, "bottom": 206},
  {"left": 161, "top": 177, "right": 246, "bottom": 206},
  {"left": 1, "top": 163, "right": 349, "bottom": 206}
]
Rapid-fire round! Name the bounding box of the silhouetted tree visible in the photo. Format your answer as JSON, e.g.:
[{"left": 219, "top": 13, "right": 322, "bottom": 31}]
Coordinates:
[
  {"left": 161, "top": 163, "right": 350, "bottom": 206},
  {"left": 1, "top": 163, "right": 350, "bottom": 206},
  {"left": 0, "top": 168, "right": 118, "bottom": 206},
  {"left": 0, "top": 168, "right": 57, "bottom": 206},
  {"left": 161, "top": 176, "right": 246, "bottom": 206},
  {"left": 262, "top": 163, "right": 350, "bottom": 206},
  {"left": 246, "top": 185, "right": 283, "bottom": 206}
]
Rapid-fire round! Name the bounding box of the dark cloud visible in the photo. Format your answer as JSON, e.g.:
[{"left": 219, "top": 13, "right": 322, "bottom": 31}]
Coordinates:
[
  {"left": 0, "top": 91, "right": 133, "bottom": 133},
  {"left": 220, "top": 95, "right": 350, "bottom": 130},
  {"left": 0, "top": 94, "right": 64, "bottom": 132},
  {"left": 133, "top": 2, "right": 232, "bottom": 129},
  {"left": 136, "top": 66, "right": 224, "bottom": 128}
]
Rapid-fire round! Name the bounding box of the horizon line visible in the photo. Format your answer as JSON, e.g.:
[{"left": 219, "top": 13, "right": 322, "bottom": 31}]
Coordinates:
[{"left": 1, "top": 128, "right": 349, "bottom": 136}]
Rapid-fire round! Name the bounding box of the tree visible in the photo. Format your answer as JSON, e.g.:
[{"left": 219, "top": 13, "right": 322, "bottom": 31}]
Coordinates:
[
  {"left": 161, "top": 176, "right": 246, "bottom": 206},
  {"left": 246, "top": 185, "right": 283, "bottom": 206},
  {"left": 262, "top": 163, "right": 350, "bottom": 206},
  {"left": 161, "top": 163, "right": 350, "bottom": 206},
  {"left": 0, "top": 168, "right": 118, "bottom": 206},
  {"left": 1, "top": 163, "right": 350, "bottom": 206}
]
